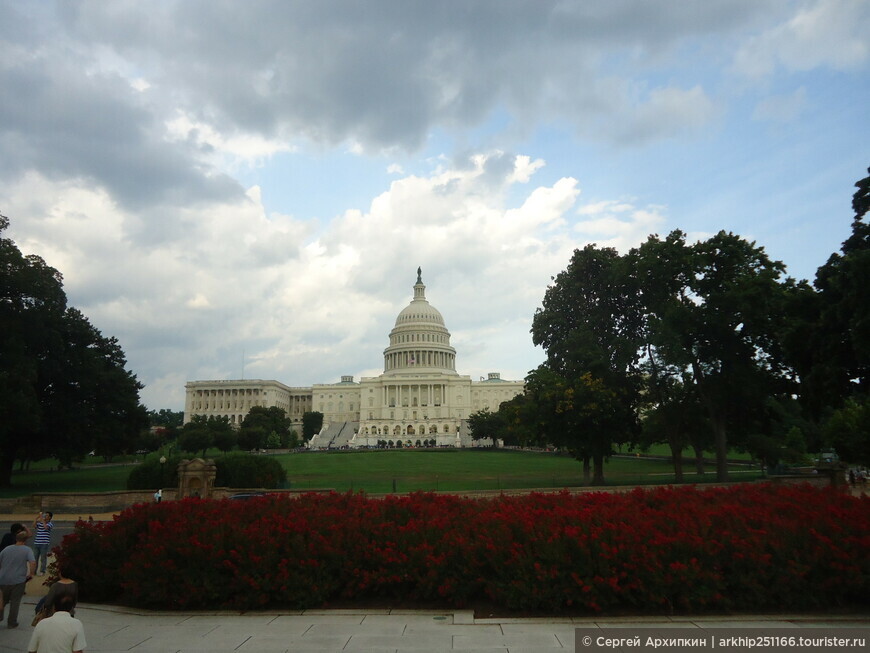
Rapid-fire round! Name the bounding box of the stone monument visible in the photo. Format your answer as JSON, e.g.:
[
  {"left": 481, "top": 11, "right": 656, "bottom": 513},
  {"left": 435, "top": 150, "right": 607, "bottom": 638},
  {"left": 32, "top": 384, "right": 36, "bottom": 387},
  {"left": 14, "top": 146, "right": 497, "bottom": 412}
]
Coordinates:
[{"left": 177, "top": 458, "right": 217, "bottom": 498}]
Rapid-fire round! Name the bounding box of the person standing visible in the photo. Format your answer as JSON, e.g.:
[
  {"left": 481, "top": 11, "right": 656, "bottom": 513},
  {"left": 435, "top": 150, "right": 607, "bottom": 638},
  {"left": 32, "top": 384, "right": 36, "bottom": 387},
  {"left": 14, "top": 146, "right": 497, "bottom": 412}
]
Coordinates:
[
  {"left": 28, "top": 594, "right": 86, "bottom": 653},
  {"left": 32, "top": 512, "right": 53, "bottom": 575},
  {"left": 0, "top": 530, "right": 36, "bottom": 628}
]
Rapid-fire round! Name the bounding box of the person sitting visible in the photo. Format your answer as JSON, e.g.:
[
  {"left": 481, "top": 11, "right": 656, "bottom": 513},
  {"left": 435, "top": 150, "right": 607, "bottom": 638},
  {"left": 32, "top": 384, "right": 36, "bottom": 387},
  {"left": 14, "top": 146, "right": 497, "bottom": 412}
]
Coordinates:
[{"left": 27, "top": 594, "right": 86, "bottom": 653}]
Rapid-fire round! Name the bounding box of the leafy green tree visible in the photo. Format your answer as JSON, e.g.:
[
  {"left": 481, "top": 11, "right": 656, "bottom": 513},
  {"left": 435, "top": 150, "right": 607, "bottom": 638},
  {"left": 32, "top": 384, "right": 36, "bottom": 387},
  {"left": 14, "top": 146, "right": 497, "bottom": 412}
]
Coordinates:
[
  {"left": 265, "top": 431, "right": 281, "bottom": 449},
  {"left": 178, "top": 422, "right": 212, "bottom": 457},
  {"left": 240, "top": 406, "right": 296, "bottom": 449},
  {"left": 467, "top": 409, "right": 505, "bottom": 445},
  {"left": 529, "top": 245, "right": 644, "bottom": 485},
  {"left": 147, "top": 409, "right": 184, "bottom": 429},
  {"left": 212, "top": 427, "right": 238, "bottom": 453},
  {"left": 0, "top": 216, "right": 146, "bottom": 483},
  {"left": 794, "top": 168, "right": 870, "bottom": 415},
  {"left": 638, "top": 376, "right": 710, "bottom": 482},
  {"left": 137, "top": 428, "right": 165, "bottom": 454},
  {"left": 631, "top": 230, "right": 792, "bottom": 481},
  {"left": 53, "top": 308, "right": 148, "bottom": 464},
  {"left": 237, "top": 426, "right": 266, "bottom": 451},
  {"left": 822, "top": 395, "right": 870, "bottom": 465},
  {"left": 242, "top": 406, "right": 291, "bottom": 436},
  {"left": 496, "top": 393, "right": 537, "bottom": 447},
  {"left": 302, "top": 411, "right": 323, "bottom": 441}
]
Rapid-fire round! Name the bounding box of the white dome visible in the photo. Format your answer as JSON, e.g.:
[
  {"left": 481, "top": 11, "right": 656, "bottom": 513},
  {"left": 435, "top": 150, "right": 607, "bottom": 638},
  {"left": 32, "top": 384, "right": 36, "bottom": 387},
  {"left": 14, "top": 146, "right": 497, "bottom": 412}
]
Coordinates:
[
  {"left": 383, "top": 269, "right": 457, "bottom": 375},
  {"left": 394, "top": 299, "right": 445, "bottom": 326}
]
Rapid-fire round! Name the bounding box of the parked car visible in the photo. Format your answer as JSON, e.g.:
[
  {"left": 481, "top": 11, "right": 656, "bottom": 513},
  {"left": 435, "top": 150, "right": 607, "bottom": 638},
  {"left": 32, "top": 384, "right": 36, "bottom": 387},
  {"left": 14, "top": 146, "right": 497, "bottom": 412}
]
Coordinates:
[{"left": 228, "top": 492, "right": 267, "bottom": 500}]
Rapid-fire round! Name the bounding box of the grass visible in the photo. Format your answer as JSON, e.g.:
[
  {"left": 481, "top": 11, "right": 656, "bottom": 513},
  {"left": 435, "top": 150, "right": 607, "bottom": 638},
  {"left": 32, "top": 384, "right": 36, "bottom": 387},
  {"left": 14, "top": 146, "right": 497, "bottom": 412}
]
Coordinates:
[
  {"left": 1, "top": 463, "right": 139, "bottom": 497},
  {"left": 280, "top": 448, "right": 761, "bottom": 493},
  {"left": 2, "top": 448, "right": 762, "bottom": 497}
]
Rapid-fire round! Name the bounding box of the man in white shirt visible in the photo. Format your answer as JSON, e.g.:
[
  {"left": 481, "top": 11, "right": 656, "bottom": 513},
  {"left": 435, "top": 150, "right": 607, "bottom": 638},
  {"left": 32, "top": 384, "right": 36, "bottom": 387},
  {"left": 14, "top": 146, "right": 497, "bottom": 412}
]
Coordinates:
[{"left": 28, "top": 594, "right": 86, "bottom": 653}]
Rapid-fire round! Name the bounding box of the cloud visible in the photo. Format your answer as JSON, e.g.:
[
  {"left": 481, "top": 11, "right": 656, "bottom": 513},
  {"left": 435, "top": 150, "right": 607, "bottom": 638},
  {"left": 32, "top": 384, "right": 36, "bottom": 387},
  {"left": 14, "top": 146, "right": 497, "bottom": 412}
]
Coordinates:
[
  {"left": 574, "top": 200, "right": 668, "bottom": 251},
  {"left": 752, "top": 87, "right": 807, "bottom": 122},
  {"left": 16, "top": 0, "right": 780, "bottom": 162},
  {"left": 608, "top": 85, "right": 719, "bottom": 145},
  {"left": 733, "top": 0, "right": 870, "bottom": 79},
  {"left": 3, "top": 153, "right": 668, "bottom": 409},
  {"left": 2, "top": 1, "right": 864, "bottom": 413}
]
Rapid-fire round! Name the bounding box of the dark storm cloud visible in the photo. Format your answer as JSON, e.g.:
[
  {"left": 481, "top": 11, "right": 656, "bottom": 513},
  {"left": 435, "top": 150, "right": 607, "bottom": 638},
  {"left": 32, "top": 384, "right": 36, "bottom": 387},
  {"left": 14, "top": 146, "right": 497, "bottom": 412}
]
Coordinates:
[
  {"left": 0, "top": 59, "right": 241, "bottom": 209},
  {"left": 1, "top": 0, "right": 778, "bottom": 225},
  {"left": 56, "top": 0, "right": 774, "bottom": 151},
  {"left": 0, "top": 1, "right": 243, "bottom": 221}
]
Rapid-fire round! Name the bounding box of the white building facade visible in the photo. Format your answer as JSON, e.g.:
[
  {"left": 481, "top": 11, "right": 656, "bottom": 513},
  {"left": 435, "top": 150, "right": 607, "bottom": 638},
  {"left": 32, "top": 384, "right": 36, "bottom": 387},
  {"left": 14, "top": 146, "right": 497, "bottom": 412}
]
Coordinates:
[{"left": 184, "top": 270, "right": 524, "bottom": 448}]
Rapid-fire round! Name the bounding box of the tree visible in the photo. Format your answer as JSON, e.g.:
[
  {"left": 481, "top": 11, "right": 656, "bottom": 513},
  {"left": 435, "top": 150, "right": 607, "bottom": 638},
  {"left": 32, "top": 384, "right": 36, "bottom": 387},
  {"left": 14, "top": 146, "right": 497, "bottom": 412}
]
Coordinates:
[
  {"left": 529, "top": 245, "right": 644, "bottom": 484},
  {"left": 178, "top": 421, "right": 212, "bottom": 457},
  {"left": 241, "top": 406, "right": 291, "bottom": 436},
  {"left": 147, "top": 409, "right": 183, "bottom": 442},
  {"left": 49, "top": 308, "right": 148, "bottom": 465},
  {"left": 467, "top": 409, "right": 505, "bottom": 445},
  {"left": 240, "top": 406, "right": 296, "bottom": 449},
  {"left": 212, "top": 427, "right": 238, "bottom": 453},
  {"left": 302, "top": 411, "right": 323, "bottom": 441},
  {"left": 794, "top": 168, "right": 870, "bottom": 414},
  {"left": 147, "top": 409, "right": 184, "bottom": 430},
  {"left": 631, "top": 230, "right": 791, "bottom": 481},
  {"left": 496, "top": 393, "right": 537, "bottom": 447},
  {"left": 0, "top": 216, "right": 146, "bottom": 484},
  {"left": 638, "top": 376, "right": 710, "bottom": 482},
  {"left": 137, "top": 428, "right": 165, "bottom": 454},
  {"left": 236, "top": 426, "right": 266, "bottom": 452},
  {"left": 822, "top": 395, "right": 870, "bottom": 465}
]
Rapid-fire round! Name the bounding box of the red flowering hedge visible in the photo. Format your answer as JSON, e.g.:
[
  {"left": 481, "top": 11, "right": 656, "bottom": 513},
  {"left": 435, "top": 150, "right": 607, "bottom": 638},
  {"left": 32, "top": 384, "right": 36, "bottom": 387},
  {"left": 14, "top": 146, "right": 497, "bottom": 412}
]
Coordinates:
[{"left": 54, "top": 484, "right": 869, "bottom": 613}]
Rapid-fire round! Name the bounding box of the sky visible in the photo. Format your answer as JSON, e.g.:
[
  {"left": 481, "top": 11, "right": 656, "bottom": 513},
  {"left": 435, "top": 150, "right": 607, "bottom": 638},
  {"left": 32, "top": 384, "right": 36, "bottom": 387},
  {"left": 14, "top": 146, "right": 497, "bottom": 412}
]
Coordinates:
[{"left": 2, "top": 0, "right": 868, "bottom": 412}]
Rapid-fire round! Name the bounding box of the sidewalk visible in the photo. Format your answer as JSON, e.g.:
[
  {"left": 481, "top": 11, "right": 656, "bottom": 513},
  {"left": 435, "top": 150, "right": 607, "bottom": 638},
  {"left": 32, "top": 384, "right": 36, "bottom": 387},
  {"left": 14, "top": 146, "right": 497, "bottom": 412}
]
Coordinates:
[{"left": 3, "top": 600, "right": 868, "bottom": 653}]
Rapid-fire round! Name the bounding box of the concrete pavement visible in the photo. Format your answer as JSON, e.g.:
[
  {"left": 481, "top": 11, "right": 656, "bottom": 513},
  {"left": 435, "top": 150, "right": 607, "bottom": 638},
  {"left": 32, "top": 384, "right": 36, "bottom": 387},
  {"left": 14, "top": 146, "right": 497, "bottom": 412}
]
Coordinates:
[{"left": 2, "top": 598, "right": 867, "bottom": 653}]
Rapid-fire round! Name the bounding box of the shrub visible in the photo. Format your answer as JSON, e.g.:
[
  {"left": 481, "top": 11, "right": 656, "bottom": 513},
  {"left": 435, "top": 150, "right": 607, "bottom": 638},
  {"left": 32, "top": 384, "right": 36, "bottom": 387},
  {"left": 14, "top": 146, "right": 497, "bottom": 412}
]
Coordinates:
[
  {"left": 55, "top": 484, "right": 869, "bottom": 613},
  {"left": 214, "top": 453, "right": 286, "bottom": 489},
  {"left": 126, "top": 457, "right": 182, "bottom": 490}
]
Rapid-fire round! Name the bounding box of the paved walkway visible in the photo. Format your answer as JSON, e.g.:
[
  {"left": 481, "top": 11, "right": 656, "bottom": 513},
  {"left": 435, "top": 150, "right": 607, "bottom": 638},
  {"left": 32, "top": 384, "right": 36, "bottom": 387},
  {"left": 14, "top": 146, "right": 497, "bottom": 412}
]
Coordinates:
[{"left": 2, "top": 598, "right": 867, "bottom": 653}]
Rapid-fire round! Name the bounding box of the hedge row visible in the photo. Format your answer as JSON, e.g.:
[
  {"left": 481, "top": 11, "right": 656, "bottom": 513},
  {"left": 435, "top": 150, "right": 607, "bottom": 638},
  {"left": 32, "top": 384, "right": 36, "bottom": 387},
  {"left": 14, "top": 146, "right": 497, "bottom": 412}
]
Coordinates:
[
  {"left": 55, "top": 484, "right": 868, "bottom": 613},
  {"left": 127, "top": 453, "right": 286, "bottom": 490}
]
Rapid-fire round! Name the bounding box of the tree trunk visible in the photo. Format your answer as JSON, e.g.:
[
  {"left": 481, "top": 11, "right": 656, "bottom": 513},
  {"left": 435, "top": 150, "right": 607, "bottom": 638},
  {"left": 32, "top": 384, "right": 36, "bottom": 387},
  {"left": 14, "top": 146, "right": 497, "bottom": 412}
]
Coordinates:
[
  {"left": 668, "top": 439, "right": 684, "bottom": 483},
  {"left": 713, "top": 418, "right": 729, "bottom": 482},
  {"left": 0, "top": 449, "right": 15, "bottom": 488},
  {"left": 692, "top": 444, "right": 705, "bottom": 475},
  {"left": 591, "top": 452, "right": 605, "bottom": 486},
  {"left": 691, "top": 361, "right": 727, "bottom": 481},
  {"left": 582, "top": 455, "right": 591, "bottom": 484}
]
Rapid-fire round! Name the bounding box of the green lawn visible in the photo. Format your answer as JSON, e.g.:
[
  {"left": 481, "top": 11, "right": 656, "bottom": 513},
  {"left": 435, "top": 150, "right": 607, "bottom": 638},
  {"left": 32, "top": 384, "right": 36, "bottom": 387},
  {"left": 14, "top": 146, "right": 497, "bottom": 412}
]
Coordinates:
[
  {"left": 280, "top": 449, "right": 760, "bottom": 492},
  {"left": 2, "top": 448, "right": 762, "bottom": 497},
  {"left": 2, "top": 463, "right": 139, "bottom": 497}
]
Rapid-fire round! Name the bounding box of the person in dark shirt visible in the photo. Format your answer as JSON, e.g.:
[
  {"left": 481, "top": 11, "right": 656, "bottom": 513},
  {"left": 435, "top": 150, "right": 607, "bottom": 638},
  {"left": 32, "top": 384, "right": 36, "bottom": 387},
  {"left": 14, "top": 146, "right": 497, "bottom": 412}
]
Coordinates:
[{"left": 0, "top": 524, "right": 30, "bottom": 553}]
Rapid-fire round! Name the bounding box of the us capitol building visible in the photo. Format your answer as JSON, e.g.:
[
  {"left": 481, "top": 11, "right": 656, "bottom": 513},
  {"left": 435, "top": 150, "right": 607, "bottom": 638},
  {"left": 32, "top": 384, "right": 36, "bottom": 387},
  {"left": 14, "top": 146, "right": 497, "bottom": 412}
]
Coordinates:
[{"left": 184, "top": 269, "right": 524, "bottom": 448}]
